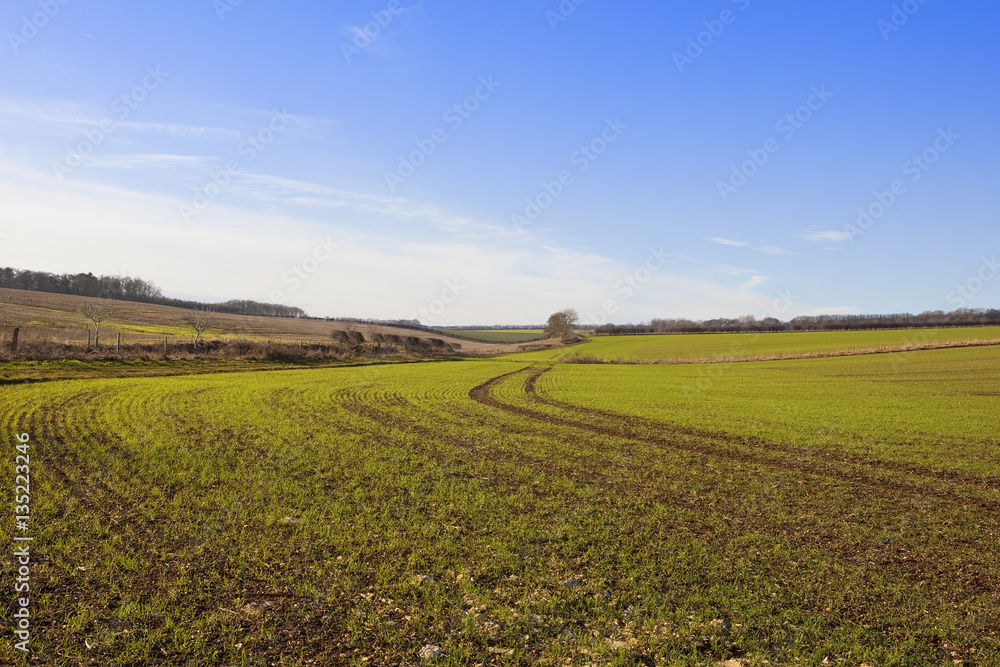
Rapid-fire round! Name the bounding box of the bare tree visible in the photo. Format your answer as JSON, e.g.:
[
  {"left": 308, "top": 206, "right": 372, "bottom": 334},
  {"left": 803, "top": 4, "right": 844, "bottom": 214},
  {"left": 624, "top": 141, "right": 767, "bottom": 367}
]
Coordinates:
[
  {"left": 738, "top": 314, "right": 758, "bottom": 332},
  {"left": 183, "top": 308, "right": 217, "bottom": 347},
  {"left": 79, "top": 300, "right": 116, "bottom": 347},
  {"left": 545, "top": 308, "right": 580, "bottom": 339}
]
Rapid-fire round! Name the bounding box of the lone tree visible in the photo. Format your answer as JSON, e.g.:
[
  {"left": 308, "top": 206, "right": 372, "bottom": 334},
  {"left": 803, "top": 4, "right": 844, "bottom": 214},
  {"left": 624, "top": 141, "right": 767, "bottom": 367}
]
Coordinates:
[
  {"left": 79, "top": 300, "right": 116, "bottom": 347},
  {"left": 545, "top": 308, "right": 580, "bottom": 339},
  {"left": 183, "top": 308, "right": 217, "bottom": 347}
]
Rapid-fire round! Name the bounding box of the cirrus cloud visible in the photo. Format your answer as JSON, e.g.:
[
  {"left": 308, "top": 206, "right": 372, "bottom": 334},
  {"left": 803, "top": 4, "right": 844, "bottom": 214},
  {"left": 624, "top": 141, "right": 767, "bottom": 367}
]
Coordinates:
[
  {"left": 797, "top": 230, "right": 852, "bottom": 243},
  {"left": 708, "top": 236, "right": 748, "bottom": 247}
]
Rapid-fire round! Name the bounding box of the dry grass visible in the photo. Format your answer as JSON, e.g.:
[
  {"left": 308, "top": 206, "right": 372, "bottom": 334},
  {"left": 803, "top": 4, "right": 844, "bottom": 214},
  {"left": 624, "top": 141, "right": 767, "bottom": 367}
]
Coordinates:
[
  {"left": 0, "top": 330, "right": 464, "bottom": 363},
  {"left": 0, "top": 287, "right": 504, "bottom": 353}
]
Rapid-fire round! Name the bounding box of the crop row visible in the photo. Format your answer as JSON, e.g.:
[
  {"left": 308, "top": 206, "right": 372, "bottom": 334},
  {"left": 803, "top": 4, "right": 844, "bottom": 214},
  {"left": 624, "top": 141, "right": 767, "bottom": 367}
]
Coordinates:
[{"left": 0, "top": 353, "right": 997, "bottom": 664}]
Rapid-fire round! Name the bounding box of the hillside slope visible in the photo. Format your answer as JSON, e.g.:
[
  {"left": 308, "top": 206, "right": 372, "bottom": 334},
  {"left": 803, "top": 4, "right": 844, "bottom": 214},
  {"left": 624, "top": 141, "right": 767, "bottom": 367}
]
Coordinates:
[{"left": 0, "top": 288, "right": 501, "bottom": 353}]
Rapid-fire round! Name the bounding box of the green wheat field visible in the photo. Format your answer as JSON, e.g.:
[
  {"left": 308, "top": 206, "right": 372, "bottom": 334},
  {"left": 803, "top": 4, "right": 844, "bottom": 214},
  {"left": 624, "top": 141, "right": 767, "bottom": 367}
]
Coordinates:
[{"left": 2, "top": 329, "right": 998, "bottom": 665}]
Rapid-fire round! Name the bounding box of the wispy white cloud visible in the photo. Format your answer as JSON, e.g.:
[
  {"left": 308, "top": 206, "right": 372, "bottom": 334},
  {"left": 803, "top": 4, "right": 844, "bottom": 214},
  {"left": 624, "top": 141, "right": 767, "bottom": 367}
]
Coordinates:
[
  {"left": 541, "top": 246, "right": 615, "bottom": 265},
  {"left": 87, "top": 154, "right": 218, "bottom": 169},
  {"left": 708, "top": 236, "right": 748, "bottom": 247},
  {"left": 739, "top": 275, "right": 767, "bottom": 291},
  {"left": 116, "top": 121, "right": 241, "bottom": 140},
  {"left": 231, "top": 173, "right": 492, "bottom": 232},
  {"left": 0, "top": 95, "right": 340, "bottom": 145},
  {"left": 711, "top": 263, "right": 760, "bottom": 277},
  {"left": 0, "top": 159, "right": 798, "bottom": 324},
  {"left": 339, "top": 1, "right": 424, "bottom": 60},
  {"left": 754, "top": 244, "right": 797, "bottom": 256},
  {"left": 797, "top": 230, "right": 852, "bottom": 243},
  {"left": 0, "top": 97, "right": 82, "bottom": 122},
  {"left": 0, "top": 96, "right": 241, "bottom": 140}
]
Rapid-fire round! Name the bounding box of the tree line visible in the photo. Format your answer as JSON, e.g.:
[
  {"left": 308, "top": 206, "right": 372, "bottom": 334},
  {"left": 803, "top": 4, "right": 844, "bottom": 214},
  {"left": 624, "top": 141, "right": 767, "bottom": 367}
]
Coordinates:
[
  {"left": 592, "top": 309, "right": 1000, "bottom": 335},
  {"left": 0, "top": 267, "right": 306, "bottom": 318}
]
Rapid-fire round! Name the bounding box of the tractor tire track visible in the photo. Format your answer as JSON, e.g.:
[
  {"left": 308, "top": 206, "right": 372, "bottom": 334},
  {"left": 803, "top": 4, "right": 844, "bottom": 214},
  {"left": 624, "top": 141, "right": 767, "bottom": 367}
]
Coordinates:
[
  {"left": 524, "top": 368, "right": 1000, "bottom": 491},
  {"left": 470, "top": 367, "right": 1000, "bottom": 514},
  {"left": 327, "top": 368, "right": 1000, "bottom": 603}
]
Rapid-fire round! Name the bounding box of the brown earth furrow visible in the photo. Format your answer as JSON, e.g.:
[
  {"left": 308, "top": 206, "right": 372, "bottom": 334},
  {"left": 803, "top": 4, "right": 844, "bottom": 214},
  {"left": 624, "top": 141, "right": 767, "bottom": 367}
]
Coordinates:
[
  {"left": 470, "top": 367, "right": 1000, "bottom": 515},
  {"left": 525, "top": 368, "right": 1000, "bottom": 491},
  {"left": 326, "top": 371, "right": 1000, "bottom": 606}
]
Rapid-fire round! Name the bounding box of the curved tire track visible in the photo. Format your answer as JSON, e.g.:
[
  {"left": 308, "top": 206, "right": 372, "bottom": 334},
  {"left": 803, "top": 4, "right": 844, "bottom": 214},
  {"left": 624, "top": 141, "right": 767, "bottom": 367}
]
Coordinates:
[{"left": 470, "top": 366, "right": 1000, "bottom": 513}]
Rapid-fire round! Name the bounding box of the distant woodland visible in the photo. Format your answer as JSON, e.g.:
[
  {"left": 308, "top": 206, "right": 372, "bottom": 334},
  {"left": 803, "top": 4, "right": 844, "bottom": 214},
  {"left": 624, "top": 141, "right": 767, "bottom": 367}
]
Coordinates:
[
  {"left": 0, "top": 267, "right": 306, "bottom": 318},
  {"left": 594, "top": 309, "right": 1000, "bottom": 335}
]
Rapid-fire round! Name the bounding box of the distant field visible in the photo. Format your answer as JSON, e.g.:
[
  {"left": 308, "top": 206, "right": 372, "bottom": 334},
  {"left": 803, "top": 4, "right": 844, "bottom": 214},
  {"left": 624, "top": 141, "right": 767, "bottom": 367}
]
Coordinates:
[
  {"left": 534, "top": 345, "right": 1000, "bottom": 473},
  {"left": 0, "top": 287, "right": 499, "bottom": 353},
  {"left": 510, "top": 327, "right": 1000, "bottom": 363},
  {"left": 2, "top": 341, "right": 999, "bottom": 664},
  {"left": 440, "top": 329, "right": 545, "bottom": 343}
]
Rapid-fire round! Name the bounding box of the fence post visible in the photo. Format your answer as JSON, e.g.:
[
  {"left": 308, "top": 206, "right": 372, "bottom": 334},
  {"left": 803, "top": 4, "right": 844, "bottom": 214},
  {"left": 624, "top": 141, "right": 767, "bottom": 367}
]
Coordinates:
[
  {"left": 117, "top": 332, "right": 121, "bottom": 354},
  {"left": 163, "top": 337, "right": 168, "bottom": 357},
  {"left": 10, "top": 327, "right": 18, "bottom": 352},
  {"left": 87, "top": 330, "right": 92, "bottom": 350}
]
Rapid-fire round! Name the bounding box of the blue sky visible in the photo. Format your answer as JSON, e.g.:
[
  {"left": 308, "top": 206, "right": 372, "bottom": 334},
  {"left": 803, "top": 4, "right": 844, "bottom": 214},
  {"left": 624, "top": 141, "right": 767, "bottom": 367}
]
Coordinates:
[{"left": 0, "top": 1, "right": 997, "bottom": 325}]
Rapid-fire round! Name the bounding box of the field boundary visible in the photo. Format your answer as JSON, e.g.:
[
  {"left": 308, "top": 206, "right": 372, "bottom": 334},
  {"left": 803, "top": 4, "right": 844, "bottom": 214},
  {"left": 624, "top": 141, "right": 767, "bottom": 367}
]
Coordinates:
[
  {"left": 469, "top": 366, "right": 1000, "bottom": 507},
  {"left": 0, "top": 357, "right": 463, "bottom": 386},
  {"left": 559, "top": 337, "right": 1000, "bottom": 365}
]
